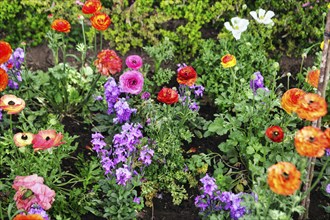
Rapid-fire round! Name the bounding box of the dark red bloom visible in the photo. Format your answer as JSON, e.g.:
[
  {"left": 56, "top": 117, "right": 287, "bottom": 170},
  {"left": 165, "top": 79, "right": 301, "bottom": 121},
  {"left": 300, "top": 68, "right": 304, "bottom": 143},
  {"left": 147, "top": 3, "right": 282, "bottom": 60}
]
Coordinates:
[
  {"left": 51, "top": 19, "right": 71, "bottom": 33},
  {"left": 177, "top": 66, "right": 197, "bottom": 86},
  {"left": 0, "top": 41, "right": 12, "bottom": 64},
  {"left": 265, "top": 126, "right": 284, "bottom": 142},
  {"left": 157, "top": 87, "right": 179, "bottom": 105},
  {"left": 82, "top": 0, "right": 102, "bottom": 14}
]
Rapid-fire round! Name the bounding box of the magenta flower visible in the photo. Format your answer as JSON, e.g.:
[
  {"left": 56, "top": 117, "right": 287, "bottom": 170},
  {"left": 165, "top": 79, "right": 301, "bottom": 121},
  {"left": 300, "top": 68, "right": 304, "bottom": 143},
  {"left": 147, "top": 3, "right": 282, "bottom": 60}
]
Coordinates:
[
  {"left": 119, "top": 70, "right": 144, "bottom": 95},
  {"left": 125, "top": 55, "right": 143, "bottom": 70}
]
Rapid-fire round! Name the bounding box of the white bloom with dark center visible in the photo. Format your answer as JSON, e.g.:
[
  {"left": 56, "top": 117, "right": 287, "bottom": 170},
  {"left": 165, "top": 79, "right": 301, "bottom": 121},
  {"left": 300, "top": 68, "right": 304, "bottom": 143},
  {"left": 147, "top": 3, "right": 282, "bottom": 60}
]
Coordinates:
[
  {"left": 224, "top": 17, "right": 249, "bottom": 40},
  {"left": 250, "top": 8, "right": 275, "bottom": 25}
]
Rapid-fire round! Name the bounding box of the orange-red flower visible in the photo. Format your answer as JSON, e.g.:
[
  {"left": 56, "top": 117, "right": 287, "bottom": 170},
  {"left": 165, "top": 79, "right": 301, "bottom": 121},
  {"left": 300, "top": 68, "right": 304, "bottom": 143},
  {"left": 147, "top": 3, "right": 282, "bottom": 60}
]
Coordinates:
[
  {"left": 13, "top": 132, "right": 35, "bottom": 147},
  {"left": 0, "top": 41, "right": 12, "bottom": 64},
  {"left": 306, "top": 69, "right": 320, "bottom": 88},
  {"left": 90, "top": 12, "right": 111, "bottom": 31},
  {"left": 294, "top": 126, "right": 328, "bottom": 157},
  {"left": 157, "top": 87, "right": 179, "bottom": 105},
  {"left": 265, "top": 126, "right": 284, "bottom": 142},
  {"left": 267, "top": 162, "right": 301, "bottom": 196},
  {"left": 32, "top": 130, "right": 65, "bottom": 151},
  {"left": 82, "top": 0, "right": 102, "bottom": 14},
  {"left": 94, "top": 49, "right": 122, "bottom": 76},
  {"left": 296, "top": 93, "right": 327, "bottom": 121},
  {"left": 324, "top": 128, "right": 330, "bottom": 150},
  {"left": 177, "top": 66, "right": 197, "bottom": 86},
  {"left": 0, "top": 67, "right": 9, "bottom": 91},
  {"left": 13, "top": 214, "right": 44, "bottom": 220},
  {"left": 51, "top": 19, "right": 71, "bottom": 33},
  {"left": 280, "top": 88, "right": 305, "bottom": 114},
  {"left": 221, "top": 54, "right": 236, "bottom": 68},
  {"left": 0, "top": 94, "right": 25, "bottom": 114}
]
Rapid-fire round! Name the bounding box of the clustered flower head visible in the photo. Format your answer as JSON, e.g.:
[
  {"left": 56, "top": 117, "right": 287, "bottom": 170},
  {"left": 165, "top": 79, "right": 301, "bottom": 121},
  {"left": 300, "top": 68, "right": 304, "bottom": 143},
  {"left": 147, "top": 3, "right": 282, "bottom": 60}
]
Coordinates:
[
  {"left": 27, "top": 204, "right": 50, "bottom": 220},
  {"left": 267, "top": 162, "right": 301, "bottom": 196},
  {"left": 94, "top": 49, "right": 122, "bottom": 76},
  {"left": 12, "top": 174, "right": 56, "bottom": 211},
  {"left": 113, "top": 98, "right": 137, "bottom": 124}
]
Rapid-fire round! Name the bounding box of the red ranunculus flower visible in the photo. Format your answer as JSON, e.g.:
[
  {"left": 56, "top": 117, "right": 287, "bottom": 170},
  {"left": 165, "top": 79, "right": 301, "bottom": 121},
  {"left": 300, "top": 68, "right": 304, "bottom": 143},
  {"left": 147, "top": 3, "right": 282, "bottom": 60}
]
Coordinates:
[
  {"left": 280, "top": 88, "right": 305, "bottom": 114},
  {"left": 0, "top": 67, "right": 9, "bottom": 91},
  {"left": 157, "top": 87, "right": 179, "bottom": 105},
  {"left": 32, "top": 130, "right": 65, "bottom": 151},
  {"left": 265, "top": 126, "right": 284, "bottom": 142},
  {"left": 0, "top": 41, "right": 12, "bottom": 64},
  {"left": 51, "top": 19, "right": 71, "bottom": 33},
  {"left": 90, "top": 12, "right": 111, "bottom": 31},
  {"left": 177, "top": 66, "right": 197, "bottom": 86},
  {"left": 82, "top": 0, "right": 102, "bottom": 14},
  {"left": 94, "top": 49, "right": 122, "bottom": 76}
]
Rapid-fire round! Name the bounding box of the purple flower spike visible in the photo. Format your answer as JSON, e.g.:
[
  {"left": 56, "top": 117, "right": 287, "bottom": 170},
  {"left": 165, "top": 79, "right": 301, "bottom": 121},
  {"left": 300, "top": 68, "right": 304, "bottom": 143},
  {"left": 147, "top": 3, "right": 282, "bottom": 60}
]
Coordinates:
[
  {"left": 119, "top": 70, "right": 144, "bottom": 95},
  {"left": 116, "top": 167, "right": 132, "bottom": 186},
  {"left": 126, "top": 55, "right": 143, "bottom": 70},
  {"left": 200, "top": 174, "right": 217, "bottom": 196},
  {"left": 28, "top": 204, "right": 50, "bottom": 220},
  {"left": 250, "top": 71, "right": 268, "bottom": 94}
]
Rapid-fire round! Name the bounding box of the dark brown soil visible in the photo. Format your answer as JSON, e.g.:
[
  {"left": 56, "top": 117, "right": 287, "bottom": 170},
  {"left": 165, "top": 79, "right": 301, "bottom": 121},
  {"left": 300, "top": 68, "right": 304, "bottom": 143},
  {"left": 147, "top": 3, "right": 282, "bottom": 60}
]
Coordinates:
[{"left": 26, "top": 44, "right": 329, "bottom": 220}]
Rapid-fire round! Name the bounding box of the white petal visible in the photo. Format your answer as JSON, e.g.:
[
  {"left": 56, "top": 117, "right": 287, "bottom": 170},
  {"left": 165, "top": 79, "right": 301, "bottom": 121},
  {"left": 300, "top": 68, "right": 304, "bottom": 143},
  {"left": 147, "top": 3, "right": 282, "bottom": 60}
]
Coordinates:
[
  {"left": 258, "top": 8, "right": 266, "bottom": 17},
  {"left": 224, "top": 22, "right": 233, "bottom": 31},
  {"left": 238, "top": 19, "right": 249, "bottom": 31},
  {"left": 231, "top": 17, "right": 241, "bottom": 25},
  {"left": 232, "top": 31, "right": 242, "bottom": 40},
  {"left": 250, "top": 11, "right": 259, "bottom": 21},
  {"left": 264, "top": 10, "right": 275, "bottom": 20}
]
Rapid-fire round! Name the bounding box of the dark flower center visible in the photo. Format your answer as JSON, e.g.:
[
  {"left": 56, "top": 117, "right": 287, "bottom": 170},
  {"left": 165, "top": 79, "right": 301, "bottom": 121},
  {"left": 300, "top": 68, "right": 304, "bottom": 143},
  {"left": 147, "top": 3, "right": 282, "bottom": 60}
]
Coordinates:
[
  {"left": 130, "top": 79, "right": 137, "bottom": 86},
  {"left": 273, "top": 131, "right": 279, "bottom": 137},
  {"left": 45, "top": 136, "right": 51, "bottom": 141},
  {"left": 282, "top": 172, "right": 290, "bottom": 180},
  {"left": 309, "top": 136, "right": 315, "bottom": 142},
  {"left": 21, "top": 134, "right": 28, "bottom": 140},
  {"left": 8, "top": 100, "right": 15, "bottom": 105},
  {"left": 308, "top": 100, "right": 314, "bottom": 104}
]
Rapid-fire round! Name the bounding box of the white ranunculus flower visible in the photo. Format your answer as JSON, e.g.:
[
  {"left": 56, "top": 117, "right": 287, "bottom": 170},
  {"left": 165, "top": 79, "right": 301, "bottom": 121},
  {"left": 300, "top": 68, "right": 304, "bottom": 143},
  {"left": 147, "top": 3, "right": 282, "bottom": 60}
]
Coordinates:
[
  {"left": 250, "top": 8, "right": 275, "bottom": 25},
  {"left": 224, "top": 17, "right": 249, "bottom": 40}
]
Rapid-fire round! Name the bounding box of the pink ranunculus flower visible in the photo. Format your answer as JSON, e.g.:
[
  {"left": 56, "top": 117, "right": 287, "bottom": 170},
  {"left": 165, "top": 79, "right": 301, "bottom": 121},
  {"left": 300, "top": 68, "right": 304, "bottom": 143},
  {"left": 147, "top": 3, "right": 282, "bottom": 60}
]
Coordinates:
[
  {"left": 125, "top": 55, "right": 143, "bottom": 70},
  {"left": 32, "top": 129, "right": 65, "bottom": 151},
  {"left": 119, "top": 70, "right": 144, "bottom": 95},
  {"left": 12, "top": 174, "right": 56, "bottom": 211}
]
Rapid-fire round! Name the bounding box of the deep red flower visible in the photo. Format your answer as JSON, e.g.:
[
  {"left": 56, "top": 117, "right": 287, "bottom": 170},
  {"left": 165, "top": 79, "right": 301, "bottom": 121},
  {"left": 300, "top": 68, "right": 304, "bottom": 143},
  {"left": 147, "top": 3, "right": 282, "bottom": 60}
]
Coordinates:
[
  {"left": 265, "top": 126, "right": 284, "bottom": 142},
  {"left": 90, "top": 12, "right": 111, "bottom": 31},
  {"left": 82, "top": 0, "right": 102, "bottom": 14},
  {"left": 0, "top": 68, "right": 9, "bottom": 92},
  {"left": 177, "top": 66, "right": 197, "bottom": 86},
  {"left": 51, "top": 19, "right": 71, "bottom": 33},
  {"left": 157, "top": 87, "right": 179, "bottom": 105},
  {"left": 0, "top": 41, "right": 12, "bottom": 64}
]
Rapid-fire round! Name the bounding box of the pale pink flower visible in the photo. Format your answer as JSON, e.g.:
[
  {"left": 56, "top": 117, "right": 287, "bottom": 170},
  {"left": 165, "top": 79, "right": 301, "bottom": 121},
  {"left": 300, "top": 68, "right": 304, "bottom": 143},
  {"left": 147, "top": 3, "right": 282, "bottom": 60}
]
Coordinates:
[
  {"left": 119, "top": 70, "right": 144, "bottom": 95},
  {"left": 12, "top": 174, "right": 55, "bottom": 211},
  {"left": 125, "top": 55, "right": 143, "bottom": 70}
]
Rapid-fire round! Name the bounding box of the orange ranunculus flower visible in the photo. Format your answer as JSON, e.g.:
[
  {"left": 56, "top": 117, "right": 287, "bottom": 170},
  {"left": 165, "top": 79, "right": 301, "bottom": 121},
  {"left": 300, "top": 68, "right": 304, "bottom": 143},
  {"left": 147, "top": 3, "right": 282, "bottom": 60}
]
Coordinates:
[
  {"left": 13, "top": 132, "right": 35, "bottom": 147},
  {"left": 265, "top": 126, "right": 284, "bottom": 143},
  {"left": 82, "top": 0, "right": 102, "bottom": 14},
  {"left": 0, "top": 41, "right": 12, "bottom": 64},
  {"left": 32, "top": 129, "right": 65, "bottom": 151},
  {"left": 51, "top": 19, "right": 71, "bottom": 33},
  {"left": 0, "top": 67, "right": 9, "bottom": 91},
  {"left": 157, "top": 87, "right": 179, "bottom": 105},
  {"left": 90, "top": 12, "right": 111, "bottom": 31},
  {"left": 221, "top": 54, "right": 236, "bottom": 68},
  {"left": 280, "top": 88, "right": 305, "bottom": 114},
  {"left": 294, "top": 126, "right": 328, "bottom": 157},
  {"left": 0, "top": 94, "right": 25, "bottom": 114},
  {"left": 324, "top": 128, "right": 330, "bottom": 150},
  {"left": 267, "top": 162, "right": 301, "bottom": 196},
  {"left": 296, "top": 93, "right": 327, "bottom": 121},
  {"left": 306, "top": 69, "right": 320, "bottom": 88},
  {"left": 13, "top": 214, "right": 45, "bottom": 220},
  {"left": 94, "top": 49, "right": 122, "bottom": 76},
  {"left": 177, "top": 66, "right": 197, "bottom": 86}
]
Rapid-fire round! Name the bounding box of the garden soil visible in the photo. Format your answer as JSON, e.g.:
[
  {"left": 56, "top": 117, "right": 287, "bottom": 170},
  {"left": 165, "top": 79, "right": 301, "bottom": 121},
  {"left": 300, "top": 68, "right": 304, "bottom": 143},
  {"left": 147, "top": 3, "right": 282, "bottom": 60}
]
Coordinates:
[{"left": 25, "top": 44, "right": 330, "bottom": 220}]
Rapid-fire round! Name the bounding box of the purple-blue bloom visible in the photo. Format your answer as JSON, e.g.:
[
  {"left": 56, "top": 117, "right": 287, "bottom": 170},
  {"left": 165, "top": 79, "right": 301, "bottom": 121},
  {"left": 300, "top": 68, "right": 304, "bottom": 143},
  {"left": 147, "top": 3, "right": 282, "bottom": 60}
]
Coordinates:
[
  {"left": 190, "top": 85, "right": 205, "bottom": 98},
  {"left": 189, "top": 102, "right": 199, "bottom": 111},
  {"left": 113, "top": 98, "right": 137, "bottom": 124},
  {"left": 326, "top": 148, "right": 330, "bottom": 157},
  {"left": 28, "top": 204, "right": 50, "bottom": 220},
  {"left": 133, "top": 197, "right": 141, "bottom": 204},
  {"left": 200, "top": 174, "right": 218, "bottom": 196},
  {"left": 116, "top": 167, "right": 132, "bottom": 186},
  {"left": 139, "top": 145, "right": 154, "bottom": 165},
  {"left": 141, "top": 91, "right": 150, "bottom": 100},
  {"left": 104, "top": 77, "right": 121, "bottom": 114},
  {"left": 326, "top": 183, "right": 330, "bottom": 194},
  {"left": 250, "top": 71, "right": 269, "bottom": 94}
]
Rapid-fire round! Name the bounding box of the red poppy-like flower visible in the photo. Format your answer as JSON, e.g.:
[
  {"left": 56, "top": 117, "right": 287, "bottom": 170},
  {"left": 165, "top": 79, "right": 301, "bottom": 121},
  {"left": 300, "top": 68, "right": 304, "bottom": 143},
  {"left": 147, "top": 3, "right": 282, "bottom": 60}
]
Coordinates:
[
  {"left": 296, "top": 93, "right": 327, "bottom": 121},
  {"left": 82, "top": 0, "right": 102, "bottom": 14},
  {"left": 267, "top": 162, "right": 301, "bottom": 196},
  {"left": 13, "top": 132, "right": 35, "bottom": 147},
  {"left": 32, "top": 130, "right": 65, "bottom": 151},
  {"left": 265, "top": 126, "right": 284, "bottom": 142},
  {"left": 221, "top": 54, "right": 236, "bottom": 68},
  {"left": 306, "top": 69, "right": 320, "bottom": 88},
  {"left": 51, "top": 19, "right": 71, "bottom": 33},
  {"left": 0, "top": 67, "right": 9, "bottom": 91},
  {"left": 0, "top": 41, "right": 12, "bottom": 64},
  {"left": 0, "top": 94, "right": 25, "bottom": 114},
  {"left": 90, "top": 12, "right": 111, "bottom": 31},
  {"left": 280, "top": 88, "right": 305, "bottom": 114},
  {"left": 157, "top": 87, "right": 179, "bottom": 105},
  {"left": 177, "top": 66, "right": 197, "bottom": 86},
  {"left": 294, "top": 126, "right": 328, "bottom": 157},
  {"left": 94, "top": 49, "right": 122, "bottom": 76},
  {"left": 13, "top": 214, "right": 45, "bottom": 220}
]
